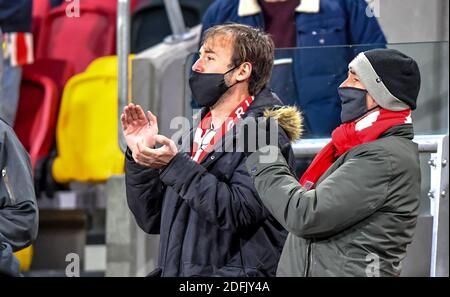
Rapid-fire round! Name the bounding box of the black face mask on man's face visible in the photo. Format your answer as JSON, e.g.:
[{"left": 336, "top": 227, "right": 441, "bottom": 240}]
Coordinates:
[
  {"left": 338, "top": 86, "right": 377, "bottom": 123},
  {"left": 189, "top": 65, "right": 240, "bottom": 108}
]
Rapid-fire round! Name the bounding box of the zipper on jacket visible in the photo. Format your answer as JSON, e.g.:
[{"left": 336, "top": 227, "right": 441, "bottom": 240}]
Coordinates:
[
  {"left": 304, "top": 240, "right": 312, "bottom": 277},
  {"left": 2, "top": 168, "right": 16, "bottom": 204}
]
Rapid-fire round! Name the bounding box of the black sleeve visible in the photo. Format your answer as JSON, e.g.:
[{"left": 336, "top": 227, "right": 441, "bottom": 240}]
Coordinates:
[
  {"left": 159, "top": 152, "right": 269, "bottom": 232},
  {"left": 0, "top": 125, "right": 38, "bottom": 251},
  {"left": 125, "top": 148, "right": 167, "bottom": 234}
]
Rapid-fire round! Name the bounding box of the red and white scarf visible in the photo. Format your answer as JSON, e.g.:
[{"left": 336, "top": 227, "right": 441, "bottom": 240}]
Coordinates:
[
  {"left": 191, "top": 96, "right": 254, "bottom": 163},
  {"left": 2, "top": 32, "right": 34, "bottom": 66},
  {"left": 299, "top": 108, "right": 412, "bottom": 190}
]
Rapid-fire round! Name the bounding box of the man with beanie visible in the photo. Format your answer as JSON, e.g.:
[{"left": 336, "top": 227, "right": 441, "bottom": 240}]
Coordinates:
[{"left": 244, "top": 48, "right": 421, "bottom": 276}]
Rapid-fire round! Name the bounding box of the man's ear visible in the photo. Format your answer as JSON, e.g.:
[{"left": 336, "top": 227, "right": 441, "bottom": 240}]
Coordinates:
[{"left": 235, "top": 62, "right": 252, "bottom": 82}]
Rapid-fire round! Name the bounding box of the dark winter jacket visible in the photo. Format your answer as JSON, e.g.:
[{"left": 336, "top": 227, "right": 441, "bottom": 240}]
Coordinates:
[
  {"left": 0, "top": 118, "right": 38, "bottom": 277},
  {"left": 246, "top": 124, "right": 420, "bottom": 276},
  {"left": 125, "top": 88, "right": 302, "bottom": 276},
  {"left": 0, "top": 0, "right": 32, "bottom": 33}
]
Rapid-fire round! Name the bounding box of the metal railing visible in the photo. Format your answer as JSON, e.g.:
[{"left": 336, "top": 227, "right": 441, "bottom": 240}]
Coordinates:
[
  {"left": 163, "top": 0, "right": 196, "bottom": 44},
  {"left": 292, "top": 135, "right": 445, "bottom": 157},
  {"left": 292, "top": 134, "right": 449, "bottom": 277},
  {"left": 116, "top": 0, "right": 196, "bottom": 153},
  {"left": 117, "top": 0, "right": 130, "bottom": 153}
]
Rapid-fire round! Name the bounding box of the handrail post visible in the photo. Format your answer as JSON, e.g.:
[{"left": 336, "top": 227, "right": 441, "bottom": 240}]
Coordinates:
[
  {"left": 163, "top": 0, "right": 196, "bottom": 44},
  {"left": 117, "top": 0, "right": 130, "bottom": 153}
]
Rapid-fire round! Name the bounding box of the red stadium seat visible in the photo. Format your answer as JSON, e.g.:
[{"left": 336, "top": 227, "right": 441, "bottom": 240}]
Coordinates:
[
  {"left": 36, "top": 3, "right": 116, "bottom": 74},
  {"left": 33, "top": 0, "right": 52, "bottom": 16},
  {"left": 32, "top": 0, "right": 52, "bottom": 54},
  {"left": 14, "top": 73, "right": 59, "bottom": 171},
  {"left": 23, "top": 58, "right": 73, "bottom": 86},
  {"left": 23, "top": 58, "right": 75, "bottom": 103}
]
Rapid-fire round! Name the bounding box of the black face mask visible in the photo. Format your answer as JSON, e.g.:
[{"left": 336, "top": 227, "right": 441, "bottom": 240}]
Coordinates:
[
  {"left": 338, "top": 86, "right": 376, "bottom": 123},
  {"left": 189, "top": 65, "right": 240, "bottom": 108}
]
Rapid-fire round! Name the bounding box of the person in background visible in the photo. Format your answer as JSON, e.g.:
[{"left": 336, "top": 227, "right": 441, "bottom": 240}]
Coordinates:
[
  {"left": 0, "top": 27, "right": 38, "bottom": 278},
  {"left": 201, "top": 0, "right": 386, "bottom": 138},
  {"left": 0, "top": 117, "right": 39, "bottom": 277},
  {"left": 0, "top": 0, "right": 34, "bottom": 126}
]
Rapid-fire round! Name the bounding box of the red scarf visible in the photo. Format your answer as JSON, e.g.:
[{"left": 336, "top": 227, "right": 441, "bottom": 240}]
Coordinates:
[
  {"left": 299, "top": 108, "right": 412, "bottom": 189},
  {"left": 191, "top": 96, "right": 254, "bottom": 163},
  {"left": 2, "top": 32, "right": 34, "bottom": 66}
]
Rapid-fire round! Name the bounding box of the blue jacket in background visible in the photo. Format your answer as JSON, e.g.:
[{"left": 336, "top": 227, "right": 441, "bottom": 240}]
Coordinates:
[
  {"left": 0, "top": 0, "right": 32, "bottom": 33},
  {"left": 201, "top": 0, "right": 387, "bottom": 137}
]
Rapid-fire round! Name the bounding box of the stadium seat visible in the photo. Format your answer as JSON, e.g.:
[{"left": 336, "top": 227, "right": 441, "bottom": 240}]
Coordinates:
[
  {"left": 14, "top": 72, "right": 59, "bottom": 171},
  {"left": 86, "top": 55, "right": 123, "bottom": 74},
  {"left": 14, "top": 245, "right": 33, "bottom": 272},
  {"left": 32, "top": 0, "right": 52, "bottom": 54},
  {"left": 36, "top": 3, "right": 116, "bottom": 74},
  {"left": 23, "top": 58, "right": 75, "bottom": 101},
  {"left": 131, "top": 0, "right": 213, "bottom": 53},
  {"left": 52, "top": 56, "right": 133, "bottom": 183}
]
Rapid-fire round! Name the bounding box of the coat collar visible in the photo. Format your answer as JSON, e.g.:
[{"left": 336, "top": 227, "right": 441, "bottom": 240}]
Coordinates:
[
  {"left": 238, "top": 0, "right": 320, "bottom": 17},
  {"left": 176, "top": 88, "right": 286, "bottom": 165},
  {"left": 380, "top": 124, "right": 415, "bottom": 140}
]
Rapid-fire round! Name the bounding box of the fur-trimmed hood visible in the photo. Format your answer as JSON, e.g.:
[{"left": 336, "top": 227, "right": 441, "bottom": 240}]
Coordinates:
[
  {"left": 263, "top": 106, "right": 303, "bottom": 142},
  {"left": 246, "top": 88, "right": 303, "bottom": 142},
  {"left": 192, "top": 88, "right": 304, "bottom": 147}
]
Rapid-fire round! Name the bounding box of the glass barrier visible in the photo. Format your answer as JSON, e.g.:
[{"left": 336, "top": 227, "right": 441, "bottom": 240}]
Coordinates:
[
  {"left": 184, "top": 41, "right": 449, "bottom": 219},
  {"left": 184, "top": 41, "right": 449, "bottom": 138}
]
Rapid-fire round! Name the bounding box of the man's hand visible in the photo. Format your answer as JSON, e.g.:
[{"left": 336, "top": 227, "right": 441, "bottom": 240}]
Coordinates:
[
  {"left": 121, "top": 103, "right": 158, "bottom": 153},
  {"left": 132, "top": 135, "right": 178, "bottom": 169}
]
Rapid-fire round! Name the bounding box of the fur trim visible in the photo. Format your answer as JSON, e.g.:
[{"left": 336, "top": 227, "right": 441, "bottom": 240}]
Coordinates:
[{"left": 263, "top": 106, "right": 303, "bottom": 142}]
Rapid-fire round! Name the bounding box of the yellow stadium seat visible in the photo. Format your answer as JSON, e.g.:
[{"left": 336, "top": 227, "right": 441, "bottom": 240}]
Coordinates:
[
  {"left": 86, "top": 55, "right": 123, "bottom": 74},
  {"left": 52, "top": 55, "right": 133, "bottom": 183},
  {"left": 14, "top": 245, "right": 33, "bottom": 272}
]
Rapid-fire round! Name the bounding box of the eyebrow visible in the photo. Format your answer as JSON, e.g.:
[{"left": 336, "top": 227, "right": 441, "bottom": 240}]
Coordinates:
[
  {"left": 204, "top": 48, "right": 216, "bottom": 55},
  {"left": 348, "top": 68, "right": 360, "bottom": 80}
]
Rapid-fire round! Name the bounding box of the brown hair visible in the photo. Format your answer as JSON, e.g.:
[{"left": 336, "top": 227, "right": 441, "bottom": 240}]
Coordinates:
[{"left": 202, "top": 23, "right": 275, "bottom": 96}]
